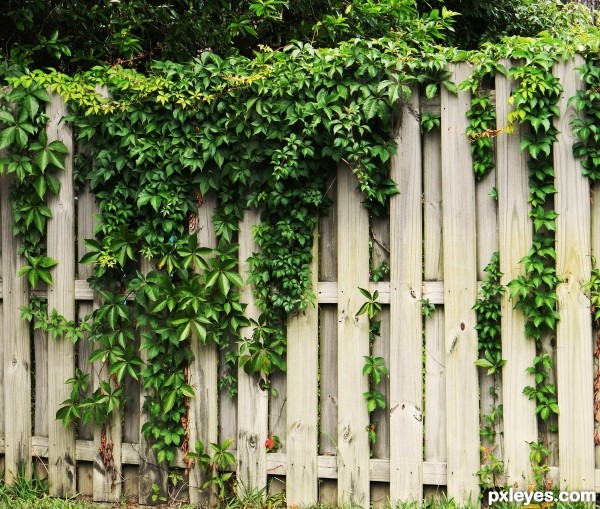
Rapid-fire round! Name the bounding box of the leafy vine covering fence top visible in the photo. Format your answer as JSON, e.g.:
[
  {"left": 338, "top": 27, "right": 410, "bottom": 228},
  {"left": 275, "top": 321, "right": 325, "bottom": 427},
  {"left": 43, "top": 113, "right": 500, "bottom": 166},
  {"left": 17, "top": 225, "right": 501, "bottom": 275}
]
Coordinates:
[{"left": 2, "top": 18, "right": 600, "bottom": 496}]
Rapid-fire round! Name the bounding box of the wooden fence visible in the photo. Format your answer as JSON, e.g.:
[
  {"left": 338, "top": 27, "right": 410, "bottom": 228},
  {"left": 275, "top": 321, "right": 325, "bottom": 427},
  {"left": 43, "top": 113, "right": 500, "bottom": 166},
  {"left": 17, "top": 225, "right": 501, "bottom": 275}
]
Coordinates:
[{"left": 0, "top": 59, "right": 599, "bottom": 507}]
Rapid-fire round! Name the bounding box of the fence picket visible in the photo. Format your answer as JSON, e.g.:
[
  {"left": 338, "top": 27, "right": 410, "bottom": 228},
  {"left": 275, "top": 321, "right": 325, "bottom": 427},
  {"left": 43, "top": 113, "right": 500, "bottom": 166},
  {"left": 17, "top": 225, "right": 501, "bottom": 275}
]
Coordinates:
[
  {"left": 188, "top": 192, "right": 219, "bottom": 506},
  {"left": 318, "top": 169, "right": 338, "bottom": 505},
  {"left": 422, "top": 105, "right": 447, "bottom": 468},
  {"left": 495, "top": 60, "right": 537, "bottom": 488},
  {"left": 237, "top": 208, "right": 269, "bottom": 495},
  {"left": 336, "top": 162, "right": 370, "bottom": 508},
  {"left": 46, "top": 93, "right": 76, "bottom": 497},
  {"left": 554, "top": 57, "right": 595, "bottom": 490},
  {"left": 1, "top": 173, "right": 32, "bottom": 483},
  {"left": 441, "top": 63, "right": 480, "bottom": 503},
  {"left": 286, "top": 229, "right": 319, "bottom": 507},
  {"left": 138, "top": 256, "right": 168, "bottom": 505},
  {"left": 389, "top": 87, "right": 424, "bottom": 503}
]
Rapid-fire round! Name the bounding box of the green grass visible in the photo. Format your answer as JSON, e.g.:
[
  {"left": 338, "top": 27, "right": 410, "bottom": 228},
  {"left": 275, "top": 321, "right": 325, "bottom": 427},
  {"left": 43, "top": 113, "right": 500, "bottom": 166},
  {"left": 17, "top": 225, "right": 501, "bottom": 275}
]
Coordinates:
[{"left": 0, "top": 478, "right": 597, "bottom": 509}]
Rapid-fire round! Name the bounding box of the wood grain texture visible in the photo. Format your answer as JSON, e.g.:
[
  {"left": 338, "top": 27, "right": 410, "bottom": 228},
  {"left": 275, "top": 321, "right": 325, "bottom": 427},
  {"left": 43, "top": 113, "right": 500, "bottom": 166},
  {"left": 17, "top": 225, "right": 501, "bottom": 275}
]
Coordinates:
[
  {"left": 336, "top": 162, "right": 370, "bottom": 508},
  {"left": 76, "top": 186, "right": 94, "bottom": 498},
  {"left": 475, "top": 167, "right": 502, "bottom": 464},
  {"left": 495, "top": 60, "right": 537, "bottom": 488},
  {"left": 389, "top": 87, "right": 424, "bottom": 503},
  {"left": 440, "top": 63, "right": 480, "bottom": 503},
  {"left": 286, "top": 229, "right": 319, "bottom": 507},
  {"left": 423, "top": 122, "right": 446, "bottom": 465},
  {"left": 554, "top": 58, "right": 595, "bottom": 490},
  {"left": 318, "top": 168, "right": 338, "bottom": 505},
  {"left": 188, "top": 192, "right": 219, "bottom": 506},
  {"left": 1, "top": 172, "right": 32, "bottom": 482},
  {"left": 237, "top": 208, "right": 269, "bottom": 495},
  {"left": 370, "top": 215, "right": 390, "bottom": 463},
  {"left": 46, "top": 94, "right": 76, "bottom": 496}
]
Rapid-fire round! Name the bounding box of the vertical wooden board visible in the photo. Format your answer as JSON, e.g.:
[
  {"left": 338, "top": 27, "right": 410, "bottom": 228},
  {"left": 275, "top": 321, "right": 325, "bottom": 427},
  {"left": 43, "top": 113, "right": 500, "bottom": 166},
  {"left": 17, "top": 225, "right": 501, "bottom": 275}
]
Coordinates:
[
  {"left": 138, "top": 257, "right": 167, "bottom": 504},
  {"left": 389, "top": 88, "right": 424, "bottom": 504},
  {"left": 286, "top": 229, "right": 319, "bottom": 507},
  {"left": 237, "top": 208, "right": 269, "bottom": 495},
  {"left": 371, "top": 216, "right": 390, "bottom": 462},
  {"left": 553, "top": 58, "right": 595, "bottom": 490},
  {"left": 592, "top": 181, "right": 600, "bottom": 468},
  {"left": 218, "top": 348, "right": 237, "bottom": 446},
  {"left": 81, "top": 86, "right": 122, "bottom": 501},
  {"left": 476, "top": 168, "right": 502, "bottom": 458},
  {"left": 495, "top": 62, "right": 537, "bottom": 488},
  {"left": 46, "top": 94, "right": 76, "bottom": 496},
  {"left": 441, "top": 63, "right": 480, "bottom": 503},
  {"left": 188, "top": 192, "right": 219, "bottom": 506},
  {"left": 75, "top": 138, "right": 96, "bottom": 497},
  {"left": 336, "top": 162, "right": 370, "bottom": 508},
  {"left": 1, "top": 173, "right": 32, "bottom": 482},
  {"left": 318, "top": 169, "right": 338, "bottom": 504},
  {"left": 34, "top": 328, "right": 48, "bottom": 438},
  {"left": 423, "top": 117, "right": 446, "bottom": 464}
]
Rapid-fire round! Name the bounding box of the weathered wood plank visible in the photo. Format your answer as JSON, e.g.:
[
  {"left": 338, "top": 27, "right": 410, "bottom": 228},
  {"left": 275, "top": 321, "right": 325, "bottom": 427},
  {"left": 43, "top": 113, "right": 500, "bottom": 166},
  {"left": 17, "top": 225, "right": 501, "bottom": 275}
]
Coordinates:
[
  {"left": 237, "top": 208, "right": 269, "bottom": 495},
  {"left": 495, "top": 60, "right": 537, "bottom": 488},
  {"left": 476, "top": 165, "right": 502, "bottom": 461},
  {"left": 336, "top": 162, "right": 370, "bottom": 508},
  {"left": 1, "top": 172, "right": 32, "bottom": 482},
  {"left": 188, "top": 192, "right": 219, "bottom": 506},
  {"left": 76, "top": 180, "right": 95, "bottom": 498},
  {"left": 46, "top": 93, "right": 76, "bottom": 496},
  {"left": 138, "top": 257, "right": 167, "bottom": 505},
  {"left": 318, "top": 168, "right": 338, "bottom": 505},
  {"left": 286, "top": 229, "right": 319, "bottom": 507},
  {"left": 0, "top": 171, "right": 4, "bottom": 478},
  {"left": 554, "top": 57, "right": 595, "bottom": 490},
  {"left": 422, "top": 112, "right": 446, "bottom": 465},
  {"left": 370, "top": 215, "right": 390, "bottom": 464},
  {"left": 440, "top": 63, "right": 480, "bottom": 503},
  {"left": 389, "top": 87, "right": 424, "bottom": 503}
]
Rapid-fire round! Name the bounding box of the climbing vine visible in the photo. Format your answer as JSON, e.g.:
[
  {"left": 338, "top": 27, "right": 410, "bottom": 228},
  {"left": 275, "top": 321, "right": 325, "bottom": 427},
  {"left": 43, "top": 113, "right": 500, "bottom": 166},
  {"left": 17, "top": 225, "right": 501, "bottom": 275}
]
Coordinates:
[{"left": 474, "top": 252, "right": 505, "bottom": 490}]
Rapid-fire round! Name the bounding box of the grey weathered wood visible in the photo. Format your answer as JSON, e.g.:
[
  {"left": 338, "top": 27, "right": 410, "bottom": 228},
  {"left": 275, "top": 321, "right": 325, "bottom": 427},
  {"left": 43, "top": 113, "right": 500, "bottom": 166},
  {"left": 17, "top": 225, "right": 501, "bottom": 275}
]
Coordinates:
[
  {"left": 237, "top": 208, "right": 269, "bottom": 495},
  {"left": 188, "top": 192, "right": 219, "bottom": 506},
  {"left": 495, "top": 60, "right": 537, "bottom": 488},
  {"left": 423, "top": 119, "right": 446, "bottom": 465},
  {"left": 441, "top": 63, "right": 480, "bottom": 503},
  {"left": 46, "top": 93, "right": 76, "bottom": 496},
  {"left": 286, "top": 229, "right": 319, "bottom": 507},
  {"left": 138, "top": 256, "right": 167, "bottom": 505},
  {"left": 554, "top": 57, "right": 595, "bottom": 489},
  {"left": 76, "top": 181, "right": 95, "bottom": 498},
  {"left": 318, "top": 168, "right": 338, "bottom": 505},
  {"left": 476, "top": 166, "right": 502, "bottom": 460},
  {"left": 1, "top": 172, "right": 32, "bottom": 483},
  {"left": 336, "top": 162, "right": 370, "bottom": 508},
  {"left": 34, "top": 328, "right": 48, "bottom": 438},
  {"left": 370, "top": 215, "right": 390, "bottom": 463},
  {"left": 389, "top": 87, "right": 424, "bottom": 503}
]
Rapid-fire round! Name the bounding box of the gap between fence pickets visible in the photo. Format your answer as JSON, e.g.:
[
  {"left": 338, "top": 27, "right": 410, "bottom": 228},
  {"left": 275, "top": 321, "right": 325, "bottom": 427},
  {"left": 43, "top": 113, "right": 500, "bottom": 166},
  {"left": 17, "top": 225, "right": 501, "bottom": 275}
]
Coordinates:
[
  {"left": 0, "top": 279, "right": 461, "bottom": 305},
  {"left": 3, "top": 435, "right": 600, "bottom": 490}
]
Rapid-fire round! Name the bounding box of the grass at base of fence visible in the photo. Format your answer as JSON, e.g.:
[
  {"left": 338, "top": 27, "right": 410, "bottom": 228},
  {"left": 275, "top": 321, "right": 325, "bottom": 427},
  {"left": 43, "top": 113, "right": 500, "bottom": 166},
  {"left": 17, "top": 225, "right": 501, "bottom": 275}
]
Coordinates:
[{"left": 1, "top": 479, "right": 597, "bottom": 509}]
